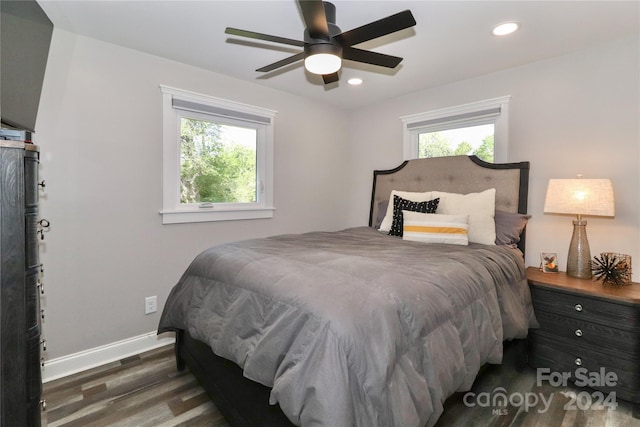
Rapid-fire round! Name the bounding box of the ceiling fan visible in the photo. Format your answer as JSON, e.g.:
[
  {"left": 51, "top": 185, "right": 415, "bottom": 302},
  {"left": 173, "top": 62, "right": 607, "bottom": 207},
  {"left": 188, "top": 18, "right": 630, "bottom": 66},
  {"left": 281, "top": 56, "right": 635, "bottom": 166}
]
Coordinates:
[{"left": 225, "top": 0, "right": 416, "bottom": 84}]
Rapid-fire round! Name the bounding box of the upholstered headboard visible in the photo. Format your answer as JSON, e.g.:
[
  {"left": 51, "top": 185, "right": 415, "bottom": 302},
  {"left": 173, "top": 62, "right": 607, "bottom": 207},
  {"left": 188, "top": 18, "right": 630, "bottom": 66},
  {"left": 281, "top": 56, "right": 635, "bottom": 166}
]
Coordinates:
[{"left": 369, "top": 155, "right": 530, "bottom": 250}]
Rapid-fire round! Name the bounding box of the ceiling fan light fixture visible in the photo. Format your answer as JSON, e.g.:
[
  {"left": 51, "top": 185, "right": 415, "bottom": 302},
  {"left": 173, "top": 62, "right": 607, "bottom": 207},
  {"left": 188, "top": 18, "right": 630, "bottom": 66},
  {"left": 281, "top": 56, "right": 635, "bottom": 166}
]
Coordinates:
[
  {"left": 305, "top": 54, "right": 341, "bottom": 74},
  {"left": 304, "top": 43, "right": 342, "bottom": 75}
]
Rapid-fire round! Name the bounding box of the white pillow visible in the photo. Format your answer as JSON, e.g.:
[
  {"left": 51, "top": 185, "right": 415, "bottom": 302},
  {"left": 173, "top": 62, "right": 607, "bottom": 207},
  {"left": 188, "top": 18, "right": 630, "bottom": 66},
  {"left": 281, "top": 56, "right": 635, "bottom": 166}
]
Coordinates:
[
  {"left": 430, "top": 189, "right": 496, "bottom": 245},
  {"left": 402, "top": 211, "right": 469, "bottom": 245},
  {"left": 378, "top": 190, "right": 433, "bottom": 232}
]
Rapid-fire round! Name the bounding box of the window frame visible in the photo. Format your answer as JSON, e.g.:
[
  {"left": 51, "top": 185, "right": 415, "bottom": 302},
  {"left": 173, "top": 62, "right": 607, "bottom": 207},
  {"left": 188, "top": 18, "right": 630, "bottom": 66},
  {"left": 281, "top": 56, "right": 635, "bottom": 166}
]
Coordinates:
[
  {"left": 160, "top": 85, "right": 276, "bottom": 224},
  {"left": 400, "top": 96, "right": 511, "bottom": 162}
]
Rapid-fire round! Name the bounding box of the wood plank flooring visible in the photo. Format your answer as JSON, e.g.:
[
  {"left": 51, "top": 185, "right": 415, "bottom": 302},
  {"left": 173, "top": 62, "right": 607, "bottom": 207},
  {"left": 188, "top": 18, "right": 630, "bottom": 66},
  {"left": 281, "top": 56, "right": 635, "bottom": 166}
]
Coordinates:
[
  {"left": 43, "top": 341, "right": 639, "bottom": 426},
  {"left": 43, "top": 345, "right": 228, "bottom": 427}
]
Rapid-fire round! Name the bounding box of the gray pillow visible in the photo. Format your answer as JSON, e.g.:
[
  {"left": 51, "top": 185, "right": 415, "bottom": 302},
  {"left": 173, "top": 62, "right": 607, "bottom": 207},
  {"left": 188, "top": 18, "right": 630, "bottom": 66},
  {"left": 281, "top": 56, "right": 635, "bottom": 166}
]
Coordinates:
[
  {"left": 495, "top": 210, "right": 531, "bottom": 247},
  {"left": 374, "top": 200, "right": 389, "bottom": 229}
]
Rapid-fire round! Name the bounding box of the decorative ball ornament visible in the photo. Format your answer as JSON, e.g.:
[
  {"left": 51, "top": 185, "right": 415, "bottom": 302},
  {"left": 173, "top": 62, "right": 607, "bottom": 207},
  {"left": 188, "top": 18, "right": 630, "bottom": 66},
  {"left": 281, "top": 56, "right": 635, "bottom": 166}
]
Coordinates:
[{"left": 591, "top": 253, "right": 631, "bottom": 286}]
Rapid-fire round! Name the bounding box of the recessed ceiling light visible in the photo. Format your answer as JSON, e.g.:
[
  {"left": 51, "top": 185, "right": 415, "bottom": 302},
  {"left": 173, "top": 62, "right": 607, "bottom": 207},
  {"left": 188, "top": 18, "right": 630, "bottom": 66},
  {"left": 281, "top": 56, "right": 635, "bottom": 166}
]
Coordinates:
[
  {"left": 492, "top": 22, "right": 519, "bottom": 36},
  {"left": 347, "top": 77, "right": 363, "bottom": 86}
]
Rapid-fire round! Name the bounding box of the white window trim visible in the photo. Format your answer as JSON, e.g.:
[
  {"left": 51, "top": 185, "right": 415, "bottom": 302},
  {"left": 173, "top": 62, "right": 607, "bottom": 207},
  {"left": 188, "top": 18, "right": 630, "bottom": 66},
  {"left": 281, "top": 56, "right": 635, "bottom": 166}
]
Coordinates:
[
  {"left": 400, "top": 96, "right": 511, "bottom": 162},
  {"left": 159, "top": 85, "right": 277, "bottom": 224}
]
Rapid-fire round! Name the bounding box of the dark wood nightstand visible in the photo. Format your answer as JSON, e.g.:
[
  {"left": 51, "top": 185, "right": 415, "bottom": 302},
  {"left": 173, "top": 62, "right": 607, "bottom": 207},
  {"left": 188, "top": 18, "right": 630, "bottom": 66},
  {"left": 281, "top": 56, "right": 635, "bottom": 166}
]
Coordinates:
[{"left": 526, "top": 266, "right": 640, "bottom": 407}]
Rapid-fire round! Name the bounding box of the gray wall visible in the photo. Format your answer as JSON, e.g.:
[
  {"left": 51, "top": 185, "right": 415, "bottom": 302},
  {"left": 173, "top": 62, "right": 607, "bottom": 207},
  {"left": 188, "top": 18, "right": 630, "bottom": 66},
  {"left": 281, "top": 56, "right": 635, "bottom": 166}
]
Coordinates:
[
  {"left": 344, "top": 36, "right": 639, "bottom": 277},
  {"left": 36, "top": 28, "right": 639, "bottom": 364},
  {"left": 36, "top": 29, "right": 352, "bottom": 359}
]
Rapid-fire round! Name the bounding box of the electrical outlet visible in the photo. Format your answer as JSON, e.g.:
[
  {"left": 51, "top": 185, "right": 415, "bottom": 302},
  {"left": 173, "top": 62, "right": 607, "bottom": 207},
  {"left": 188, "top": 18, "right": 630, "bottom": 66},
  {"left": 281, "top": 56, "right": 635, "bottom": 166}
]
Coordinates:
[{"left": 145, "top": 296, "right": 157, "bottom": 315}]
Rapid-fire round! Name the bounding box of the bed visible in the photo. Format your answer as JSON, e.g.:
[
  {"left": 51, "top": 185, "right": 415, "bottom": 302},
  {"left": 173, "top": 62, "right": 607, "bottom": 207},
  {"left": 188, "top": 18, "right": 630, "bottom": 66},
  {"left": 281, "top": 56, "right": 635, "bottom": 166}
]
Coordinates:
[{"left": 158, "top": 155, "right": 536, "bottom": 427}]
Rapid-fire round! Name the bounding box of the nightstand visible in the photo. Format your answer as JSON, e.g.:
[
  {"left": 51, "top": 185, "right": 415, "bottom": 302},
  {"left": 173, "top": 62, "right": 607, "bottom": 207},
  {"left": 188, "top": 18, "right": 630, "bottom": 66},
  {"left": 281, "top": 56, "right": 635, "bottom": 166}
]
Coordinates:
[{"left": 526, "top": 266, "right": 640, "bottom": 406}]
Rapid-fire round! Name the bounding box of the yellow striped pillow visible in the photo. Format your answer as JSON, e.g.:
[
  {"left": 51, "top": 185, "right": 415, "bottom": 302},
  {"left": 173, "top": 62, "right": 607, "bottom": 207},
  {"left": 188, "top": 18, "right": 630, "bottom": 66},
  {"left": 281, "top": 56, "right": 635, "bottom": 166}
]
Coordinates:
[{"left": 402, "top": 211, "right": 469, "bottom": 245}]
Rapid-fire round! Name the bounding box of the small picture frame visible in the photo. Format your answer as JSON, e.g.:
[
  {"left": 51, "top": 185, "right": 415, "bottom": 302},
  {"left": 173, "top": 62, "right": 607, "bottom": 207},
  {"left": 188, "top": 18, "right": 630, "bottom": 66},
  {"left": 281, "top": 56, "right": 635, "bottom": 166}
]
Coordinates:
[{"left": 540, "top": 252, "right": 559, "bottom": 273}]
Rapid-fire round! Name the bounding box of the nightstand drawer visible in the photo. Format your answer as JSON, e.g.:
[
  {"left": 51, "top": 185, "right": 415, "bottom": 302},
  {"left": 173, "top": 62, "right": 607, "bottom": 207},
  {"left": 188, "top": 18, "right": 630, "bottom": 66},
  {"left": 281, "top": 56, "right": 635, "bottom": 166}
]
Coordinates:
[
  {"left": 534, "top": 309, "right": 640, "bottom": 355},
  {"left": 530, "top": 286, "right": 640, "bottom": 330},
  {"left": 530, "top": 332, "right": 640, "bottom": 403}
]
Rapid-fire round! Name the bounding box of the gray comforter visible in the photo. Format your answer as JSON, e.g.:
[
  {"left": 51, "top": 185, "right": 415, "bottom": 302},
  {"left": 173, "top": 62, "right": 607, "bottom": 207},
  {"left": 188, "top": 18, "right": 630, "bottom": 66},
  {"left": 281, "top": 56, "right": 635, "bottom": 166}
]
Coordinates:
[{"left": 158, "top": 226, "right": 537, "bottom": 427}]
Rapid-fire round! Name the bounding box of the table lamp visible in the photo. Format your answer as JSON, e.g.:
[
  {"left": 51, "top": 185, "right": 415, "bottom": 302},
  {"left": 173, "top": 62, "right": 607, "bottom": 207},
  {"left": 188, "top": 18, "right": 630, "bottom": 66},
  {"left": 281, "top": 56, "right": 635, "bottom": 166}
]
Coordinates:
[{"left": 543, "top": 176, "right": 615, "bottom": 279}]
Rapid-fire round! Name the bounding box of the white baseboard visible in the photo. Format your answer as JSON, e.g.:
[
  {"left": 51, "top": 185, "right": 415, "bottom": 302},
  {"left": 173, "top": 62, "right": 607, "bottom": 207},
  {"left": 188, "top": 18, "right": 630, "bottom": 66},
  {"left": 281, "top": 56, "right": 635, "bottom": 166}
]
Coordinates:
[{"left": 42, "top": 331, "right": 176, "bottom": 383}]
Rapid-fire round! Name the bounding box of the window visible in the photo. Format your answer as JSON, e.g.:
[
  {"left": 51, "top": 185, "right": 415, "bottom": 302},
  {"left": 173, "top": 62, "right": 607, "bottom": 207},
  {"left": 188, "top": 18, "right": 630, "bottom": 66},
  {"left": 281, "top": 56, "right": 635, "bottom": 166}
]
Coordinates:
[
  {"left": 160, "top": 85, "right": 276, "bottom": 224},
  {"left": 401, "top": 96, "right": 510, "bottom": 163},
  {"left": 418, "top": 123, "right": 495, "bottom": 162}
]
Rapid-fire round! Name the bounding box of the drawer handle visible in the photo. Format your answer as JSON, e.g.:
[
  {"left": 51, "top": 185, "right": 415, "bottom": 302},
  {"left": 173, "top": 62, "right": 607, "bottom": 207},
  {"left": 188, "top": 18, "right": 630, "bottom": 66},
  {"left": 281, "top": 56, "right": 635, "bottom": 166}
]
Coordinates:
[
  {"left": 38, "top": 282, "right": 44, "bottom": 295},
  {"left": 37, "top": 218, "right": 51, "bottom": 240},
  {"left": 38, "top": 180, "right": 46, "bottom": 189},
  {"left": 575, "top": 329, "right": 583, "bottom": 337},
  {"left": 40, "top": 399, "right": 47, "bottom": 411},
  {"left": 41, "top": 339, "right": 47, "bottom": 352},
  {"left": 574, "top": 304, "right": 583, "bottom": 312},
  {"left": 41, "top": 357, "right": 45, "bottom": 367},
  {"left": 41, "top": 309, "right": 45, "bottom": 320},
  {"left": 575, "top": 357, "right": 582, "bottom": 366}
]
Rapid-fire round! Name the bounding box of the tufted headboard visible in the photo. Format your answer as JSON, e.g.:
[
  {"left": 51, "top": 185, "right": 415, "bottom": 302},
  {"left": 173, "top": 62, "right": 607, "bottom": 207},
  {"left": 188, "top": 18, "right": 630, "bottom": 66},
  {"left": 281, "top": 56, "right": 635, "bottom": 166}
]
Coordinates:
[{"left": 369, "top": 156, "right": 530, "bottom": 250}]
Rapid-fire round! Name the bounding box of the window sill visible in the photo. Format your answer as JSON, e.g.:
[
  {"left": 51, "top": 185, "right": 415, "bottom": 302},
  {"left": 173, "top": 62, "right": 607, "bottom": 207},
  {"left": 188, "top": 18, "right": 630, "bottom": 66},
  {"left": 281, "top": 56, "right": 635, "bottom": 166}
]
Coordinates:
[{"left": 160, "top": 206, "right": 275, "bottom": 224}]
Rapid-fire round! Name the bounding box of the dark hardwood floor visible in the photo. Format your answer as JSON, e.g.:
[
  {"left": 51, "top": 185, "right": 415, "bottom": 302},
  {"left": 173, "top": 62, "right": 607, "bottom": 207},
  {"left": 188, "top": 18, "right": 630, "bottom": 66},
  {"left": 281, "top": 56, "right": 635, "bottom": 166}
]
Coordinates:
[{"left": 43, "top": 341, "right": 639, "bottom": 426}]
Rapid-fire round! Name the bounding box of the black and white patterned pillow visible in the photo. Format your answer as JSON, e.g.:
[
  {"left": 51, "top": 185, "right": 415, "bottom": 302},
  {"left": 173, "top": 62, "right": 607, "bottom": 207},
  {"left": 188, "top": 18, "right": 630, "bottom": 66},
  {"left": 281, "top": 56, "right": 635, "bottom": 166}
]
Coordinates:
[{"left": 389, "top": 195, "right": 439, "bottom": 237}]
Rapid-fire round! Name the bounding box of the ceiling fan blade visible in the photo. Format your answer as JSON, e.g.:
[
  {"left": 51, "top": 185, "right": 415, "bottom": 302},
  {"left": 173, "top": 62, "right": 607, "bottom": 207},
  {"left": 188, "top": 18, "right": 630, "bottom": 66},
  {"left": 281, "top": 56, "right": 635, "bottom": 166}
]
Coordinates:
[
  {"left": 334, "top": 10, "right": 416, "bottom": 47},
  {"left": 226, "top": 27, "right": 305, "bottom": 47},
  {"left": 343, "top": 47, "right": 403, "bottom": 68},
  {"left": 298, "top": 0, "right": 330, "bottom": 40},
  {"left": 256, "top": 52, "right": 306, "bottom": 72},
  {"left": 322, "top": 72, "right": 339, "bottom": 84}
]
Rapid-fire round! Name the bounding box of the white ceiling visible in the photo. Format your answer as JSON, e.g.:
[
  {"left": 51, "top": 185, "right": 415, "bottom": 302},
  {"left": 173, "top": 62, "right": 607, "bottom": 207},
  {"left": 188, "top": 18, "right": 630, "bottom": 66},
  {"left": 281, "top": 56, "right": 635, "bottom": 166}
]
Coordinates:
[{"left": 38, "top": 0, "right": 639, "bottom": 110}]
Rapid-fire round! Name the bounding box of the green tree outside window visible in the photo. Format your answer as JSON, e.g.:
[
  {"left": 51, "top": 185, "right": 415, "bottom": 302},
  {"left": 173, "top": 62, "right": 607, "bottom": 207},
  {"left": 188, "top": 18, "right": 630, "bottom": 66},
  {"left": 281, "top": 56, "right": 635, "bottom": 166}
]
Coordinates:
[
  {"left": 180, "top": 117, "right": 257, "bottom": 204},
  {"left": 418, "top": 125, "right": 494, "bottom": 162}
]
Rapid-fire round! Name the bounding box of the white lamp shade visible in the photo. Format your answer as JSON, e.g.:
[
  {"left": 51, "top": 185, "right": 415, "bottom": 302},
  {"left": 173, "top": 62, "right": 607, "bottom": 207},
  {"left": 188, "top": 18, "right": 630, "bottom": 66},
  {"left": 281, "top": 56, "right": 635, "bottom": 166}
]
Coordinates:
[{"left": 544, "top": 179, "right": 615, "bottom": 217}]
